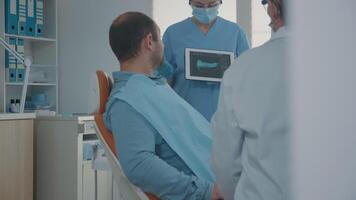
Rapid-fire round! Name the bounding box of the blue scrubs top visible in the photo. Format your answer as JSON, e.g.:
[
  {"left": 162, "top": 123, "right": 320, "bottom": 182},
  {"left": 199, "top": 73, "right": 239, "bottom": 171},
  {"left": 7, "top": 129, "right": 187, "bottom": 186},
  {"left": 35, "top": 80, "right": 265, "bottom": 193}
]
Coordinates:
[{"left": 163, "top": 17, "right": 250, "bottom": 121}]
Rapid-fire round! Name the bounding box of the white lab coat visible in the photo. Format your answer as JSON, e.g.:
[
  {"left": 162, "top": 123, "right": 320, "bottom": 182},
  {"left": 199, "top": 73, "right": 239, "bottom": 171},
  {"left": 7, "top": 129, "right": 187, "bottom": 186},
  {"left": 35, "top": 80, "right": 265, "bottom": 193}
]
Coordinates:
[{"left": 211, "top": 27, "right": 290, "bottom": 200}]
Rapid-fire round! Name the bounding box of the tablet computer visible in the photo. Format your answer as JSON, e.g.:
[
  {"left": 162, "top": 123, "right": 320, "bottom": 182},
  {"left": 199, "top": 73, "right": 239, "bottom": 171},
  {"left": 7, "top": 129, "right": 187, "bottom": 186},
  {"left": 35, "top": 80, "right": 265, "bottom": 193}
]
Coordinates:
[{"left": 185, "top": 48, "right": 234, "bottom": 82}]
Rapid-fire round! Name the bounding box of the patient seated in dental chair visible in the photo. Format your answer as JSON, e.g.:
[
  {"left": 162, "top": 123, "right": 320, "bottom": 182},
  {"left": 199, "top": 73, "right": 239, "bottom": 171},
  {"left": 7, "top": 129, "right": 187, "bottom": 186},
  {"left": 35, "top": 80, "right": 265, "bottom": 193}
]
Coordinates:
[{"left": 104, "top": 12, "right": 222, "bottom": 200}]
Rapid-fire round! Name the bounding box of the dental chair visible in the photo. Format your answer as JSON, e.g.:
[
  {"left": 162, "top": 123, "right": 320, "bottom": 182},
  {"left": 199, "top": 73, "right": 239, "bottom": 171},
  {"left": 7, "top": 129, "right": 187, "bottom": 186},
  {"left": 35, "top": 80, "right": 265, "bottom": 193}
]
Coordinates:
[{"left": 94, "top": 70, "right": 159, "bottom": 200}]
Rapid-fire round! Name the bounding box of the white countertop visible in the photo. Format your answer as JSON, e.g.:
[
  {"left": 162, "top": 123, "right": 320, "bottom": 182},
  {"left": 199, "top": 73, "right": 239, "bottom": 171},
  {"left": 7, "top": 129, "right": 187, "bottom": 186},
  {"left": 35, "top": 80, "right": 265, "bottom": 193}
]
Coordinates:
[
  {"left": 36, "top": 114, "right": 94, "bottom": 121},
  {"left": 0, "top": 113, "right": 36, "bottom": 120}
]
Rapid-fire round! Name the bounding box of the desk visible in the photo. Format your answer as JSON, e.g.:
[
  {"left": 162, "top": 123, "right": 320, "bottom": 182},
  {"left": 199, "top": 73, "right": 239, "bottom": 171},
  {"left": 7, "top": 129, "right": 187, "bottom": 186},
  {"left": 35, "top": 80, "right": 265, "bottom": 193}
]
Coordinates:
[{"left": 0, "top": 113, "right": 36, "bottom": 200}]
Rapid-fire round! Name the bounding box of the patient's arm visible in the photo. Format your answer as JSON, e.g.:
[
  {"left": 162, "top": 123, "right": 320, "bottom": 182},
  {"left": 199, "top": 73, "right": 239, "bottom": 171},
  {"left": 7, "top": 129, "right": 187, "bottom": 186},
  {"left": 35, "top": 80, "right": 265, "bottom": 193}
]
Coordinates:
[{"left": 108, "top": 100, "right": 213, "bottom": 200}]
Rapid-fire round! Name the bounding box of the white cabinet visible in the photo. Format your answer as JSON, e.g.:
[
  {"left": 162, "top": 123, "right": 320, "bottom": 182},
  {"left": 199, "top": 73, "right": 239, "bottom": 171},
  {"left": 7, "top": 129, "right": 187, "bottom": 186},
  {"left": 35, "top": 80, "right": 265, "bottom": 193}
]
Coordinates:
[
  {"left": 35, "top": 115, "right": 113, "bottom": 200},
  {"left": 0, "top": 0, "right": 58, "bottom": 112}
]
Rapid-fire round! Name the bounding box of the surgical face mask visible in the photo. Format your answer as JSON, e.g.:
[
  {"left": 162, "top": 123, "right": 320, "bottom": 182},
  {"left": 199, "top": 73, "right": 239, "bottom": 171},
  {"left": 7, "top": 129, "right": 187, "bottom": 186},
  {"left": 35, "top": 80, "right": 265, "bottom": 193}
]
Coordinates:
[
  {"left": 155, "top": 59, "right": 174, "bottom": 79},
  {"left": 191, "top": 5, "right": 219, "bottom": 24}
]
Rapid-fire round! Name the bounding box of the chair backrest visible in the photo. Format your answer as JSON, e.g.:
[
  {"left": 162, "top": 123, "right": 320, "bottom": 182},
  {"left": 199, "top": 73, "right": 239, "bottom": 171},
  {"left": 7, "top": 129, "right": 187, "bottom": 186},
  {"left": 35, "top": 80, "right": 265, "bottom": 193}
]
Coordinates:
[
  {"left": 94, "top": 70, "right": 158, "bottom": 200},
  {"left": 95, "top": 70, "right": 116, "bottom": 154},
  {"left": 96, "top": 70, "right": 112, "bottom": 114}
]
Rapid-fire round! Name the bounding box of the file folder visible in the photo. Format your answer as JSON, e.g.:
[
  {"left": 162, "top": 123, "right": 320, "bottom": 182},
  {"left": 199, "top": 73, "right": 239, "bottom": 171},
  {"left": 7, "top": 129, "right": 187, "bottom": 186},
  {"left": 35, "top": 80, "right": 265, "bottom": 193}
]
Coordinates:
[
  {"left": 26, "top": 0, "right": 36, "bottom": 36},
  {"left": 16, "top": 68, "right": 25, "bottom": 82},
  {"left": 5, "top": 0, "right": 19, "bottom": 34},
  {"left": 35, "top": 0, "right": 44, "bottom": 37},
  {"left": 5, "top": 68, "right": 17, "bottom": 82},
  {"left": 5, "top": 38, "right": 17, "bottom": 82},
  {"left": 18, "top": 0, "right": 27, "bottom": 35},
  {"left": 16, "top": 38, "right": 25, "bottom": 82}
]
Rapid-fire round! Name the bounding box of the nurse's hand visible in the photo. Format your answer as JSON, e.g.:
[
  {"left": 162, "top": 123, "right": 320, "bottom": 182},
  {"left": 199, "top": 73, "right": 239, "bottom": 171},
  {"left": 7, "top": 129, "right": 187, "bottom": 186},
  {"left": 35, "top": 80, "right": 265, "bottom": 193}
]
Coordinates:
[{"left": 212, "top": 184, "right": 224, "bottom": 200}]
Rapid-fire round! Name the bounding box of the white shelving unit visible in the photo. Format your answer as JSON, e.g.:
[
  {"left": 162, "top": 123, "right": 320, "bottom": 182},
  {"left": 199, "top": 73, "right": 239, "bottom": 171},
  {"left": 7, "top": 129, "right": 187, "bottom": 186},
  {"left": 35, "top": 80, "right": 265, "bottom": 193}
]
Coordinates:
[
  {"left": 0, "top": 0, "right": 58, "bottom": 113},
  {"left": 5, "top": 33, "right": 56, "bottom": 42}
]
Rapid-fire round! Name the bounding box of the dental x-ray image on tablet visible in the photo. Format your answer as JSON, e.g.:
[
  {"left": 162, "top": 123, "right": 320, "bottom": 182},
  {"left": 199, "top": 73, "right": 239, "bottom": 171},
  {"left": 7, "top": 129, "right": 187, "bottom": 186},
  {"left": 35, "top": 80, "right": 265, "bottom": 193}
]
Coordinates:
[{"left": 185, "top": 48, "right": 234, "bottom": 82}]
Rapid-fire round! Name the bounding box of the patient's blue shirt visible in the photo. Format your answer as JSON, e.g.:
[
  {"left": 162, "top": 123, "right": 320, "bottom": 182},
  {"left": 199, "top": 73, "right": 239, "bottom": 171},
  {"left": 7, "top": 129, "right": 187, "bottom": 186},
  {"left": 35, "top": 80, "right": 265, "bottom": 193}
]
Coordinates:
[{"left": 104, "top": 72, "right": 213, "bottom": 200}]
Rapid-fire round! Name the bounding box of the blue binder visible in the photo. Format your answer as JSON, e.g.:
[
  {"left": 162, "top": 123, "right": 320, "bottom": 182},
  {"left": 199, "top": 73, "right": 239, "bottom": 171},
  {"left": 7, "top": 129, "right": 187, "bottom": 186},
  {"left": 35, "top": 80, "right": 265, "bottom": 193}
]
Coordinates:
[
  {"left": 16, "top": 39, "right": 25, "bottom": 82},
  {"left": 18, "top": 0, "right": 27, "bottom": 35},
  {"left": 35, "top": 0, "right": 44, "bottom": 37},
  {"left": 16, "top": 68, "right": 25, "bottom": 82},
  {"left": 5, "top": 0, "right": 19, "bottom": 34},
  {"left": 5, "top": 38, "right": 17, "bottom": 82},
  {"left": 26, "top": 0, "right": 36, "bottom": 36},
  {"left": 5, "top": 68, "right": 17, "bottom": 82}
]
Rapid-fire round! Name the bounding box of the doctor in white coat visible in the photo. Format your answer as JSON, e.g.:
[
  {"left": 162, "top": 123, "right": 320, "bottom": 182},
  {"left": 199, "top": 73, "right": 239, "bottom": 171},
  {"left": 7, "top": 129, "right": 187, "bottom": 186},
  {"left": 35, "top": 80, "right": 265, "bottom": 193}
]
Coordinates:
[{"left": 211, "top": 0, "right": 290, "bottom": 199}]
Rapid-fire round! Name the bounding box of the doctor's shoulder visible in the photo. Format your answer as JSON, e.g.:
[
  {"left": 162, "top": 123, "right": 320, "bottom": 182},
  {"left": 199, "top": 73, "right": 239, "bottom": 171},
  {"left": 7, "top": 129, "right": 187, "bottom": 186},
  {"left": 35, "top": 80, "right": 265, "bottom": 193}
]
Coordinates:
[
  {"left": 164, "top": 18, "right": 193, "bottom": 35},
  {"left": 218, "top": 17, "right": 246, "bottom": 33},
  {"left": 227, "top": 47, "right": 262, "bottom": 72},
  {"left": 221, "top": 49, "right": 261, "bottom": 87}
]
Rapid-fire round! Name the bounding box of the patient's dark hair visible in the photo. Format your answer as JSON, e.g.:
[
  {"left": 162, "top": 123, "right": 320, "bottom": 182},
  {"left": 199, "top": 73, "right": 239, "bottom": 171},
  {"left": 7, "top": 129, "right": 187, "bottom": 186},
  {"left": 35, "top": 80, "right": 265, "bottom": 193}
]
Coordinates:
[{"left": 109, "top": 12, "right": 158, "bottom": 62}]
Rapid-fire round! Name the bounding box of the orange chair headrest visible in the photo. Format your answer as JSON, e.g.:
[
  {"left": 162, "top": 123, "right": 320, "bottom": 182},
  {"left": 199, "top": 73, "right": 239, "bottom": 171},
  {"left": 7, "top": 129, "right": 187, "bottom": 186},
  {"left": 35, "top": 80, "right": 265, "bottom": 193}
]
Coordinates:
[{"left": 96, "top": 70, "right": 113, "bottom": 114}]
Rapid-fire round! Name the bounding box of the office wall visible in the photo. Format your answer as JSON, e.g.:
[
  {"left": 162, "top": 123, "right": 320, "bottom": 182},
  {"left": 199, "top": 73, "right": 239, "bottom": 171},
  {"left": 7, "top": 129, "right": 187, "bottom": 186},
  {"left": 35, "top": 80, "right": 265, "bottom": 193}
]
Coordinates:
[
  {"left": 58, "top": 0, "right": 153, "bottom": 113},
  {"left": 290, "top": 0, "right": 356, "bottom": 199},
  {"left": 251, "top": 0, "right": 270, "bottom": 47},
  {"left": 236, "top": 0, "right": 252, "bottom": 42},
  {"left": 237, "top": 0, "right": 271, "bottom": 47}
]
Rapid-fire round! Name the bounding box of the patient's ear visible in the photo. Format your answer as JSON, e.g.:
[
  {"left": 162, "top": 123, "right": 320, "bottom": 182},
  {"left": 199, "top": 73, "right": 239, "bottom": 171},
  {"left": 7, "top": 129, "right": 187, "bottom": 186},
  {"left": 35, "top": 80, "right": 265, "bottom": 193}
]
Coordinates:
[{"left": 143, "top": 33, "right": 154, "bottom": 51}]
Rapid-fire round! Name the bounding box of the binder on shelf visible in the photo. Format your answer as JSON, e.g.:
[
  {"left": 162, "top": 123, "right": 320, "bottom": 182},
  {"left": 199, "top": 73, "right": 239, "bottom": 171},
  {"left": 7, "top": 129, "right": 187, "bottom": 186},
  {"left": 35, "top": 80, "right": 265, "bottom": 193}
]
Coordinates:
[
  {"left": 5, "top": 0, "right": 19, "bottom": 34},
  {"left": 5, "top": 68, "right": 17, "bottom": 82},
  {"left": 16, "top": 38, "right": 25, "bottom": 82},
  {"left": 5, "top": 37, "right": 17, "bottom": 82},
  {"left": 35, "top": 0, "right": 44, "bottom": 37},
  {"left": 18, "top": 0, "right": 27, "bottom": 35},
  {"left": 16, "top": 69, "right": 25, "bottom": 82},
  {"left": 26, "top": 0, "right": 36, "bottom": 36}
]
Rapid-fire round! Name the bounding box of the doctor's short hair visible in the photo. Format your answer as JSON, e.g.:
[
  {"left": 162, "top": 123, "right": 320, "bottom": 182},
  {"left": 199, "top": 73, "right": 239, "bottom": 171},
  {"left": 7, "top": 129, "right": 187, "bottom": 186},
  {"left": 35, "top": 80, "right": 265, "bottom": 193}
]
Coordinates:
[
  {"left": 109, "top": 12, "right": 159, "bottom": 62},
  {"left": 269, "top": 0, "right": 285, "bottom": 22}
]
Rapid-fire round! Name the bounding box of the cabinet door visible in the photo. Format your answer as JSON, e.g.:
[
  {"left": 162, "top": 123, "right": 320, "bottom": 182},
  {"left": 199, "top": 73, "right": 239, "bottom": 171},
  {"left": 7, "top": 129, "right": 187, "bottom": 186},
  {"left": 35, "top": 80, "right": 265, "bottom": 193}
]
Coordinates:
[
  {"left": 0, "top": 119, "right": 33, "bottom": 200},
  {"left": 82, "top": 163, "right": 113, "bottom": 200}
]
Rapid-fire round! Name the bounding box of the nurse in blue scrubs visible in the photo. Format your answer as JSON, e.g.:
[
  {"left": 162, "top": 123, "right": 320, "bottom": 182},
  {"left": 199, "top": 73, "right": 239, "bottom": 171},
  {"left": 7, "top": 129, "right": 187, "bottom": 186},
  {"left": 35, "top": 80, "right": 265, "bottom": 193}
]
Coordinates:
[{"left": 161, "top": 0, "right": 250, "bottom": 121}]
